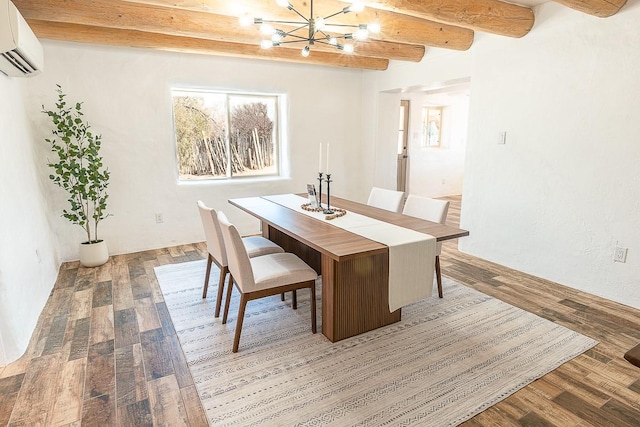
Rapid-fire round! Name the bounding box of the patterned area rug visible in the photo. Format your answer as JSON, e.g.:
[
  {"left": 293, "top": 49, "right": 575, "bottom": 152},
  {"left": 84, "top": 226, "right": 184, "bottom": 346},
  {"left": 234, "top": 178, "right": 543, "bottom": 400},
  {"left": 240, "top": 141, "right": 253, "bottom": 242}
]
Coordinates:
[{"left": 154, "top": 260, "right": 597, "bottom": 426}]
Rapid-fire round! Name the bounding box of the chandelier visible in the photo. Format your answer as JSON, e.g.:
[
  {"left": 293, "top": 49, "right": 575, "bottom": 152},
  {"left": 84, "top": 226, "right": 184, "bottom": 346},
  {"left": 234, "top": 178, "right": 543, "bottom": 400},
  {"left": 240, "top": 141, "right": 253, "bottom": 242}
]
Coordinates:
[{"left": 239, "top": 0, "right": 380, "bottom": 57}]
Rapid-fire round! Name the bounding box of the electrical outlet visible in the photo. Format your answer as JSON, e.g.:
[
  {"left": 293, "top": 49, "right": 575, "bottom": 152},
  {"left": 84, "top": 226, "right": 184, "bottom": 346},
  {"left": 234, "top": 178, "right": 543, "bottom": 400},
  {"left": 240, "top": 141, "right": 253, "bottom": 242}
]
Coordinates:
[
  {"left": 614, "top": 247, "right": 628, "bottom": 263},
  {"left": 155, "top": 213, "right": 164, "bottom": 224}
]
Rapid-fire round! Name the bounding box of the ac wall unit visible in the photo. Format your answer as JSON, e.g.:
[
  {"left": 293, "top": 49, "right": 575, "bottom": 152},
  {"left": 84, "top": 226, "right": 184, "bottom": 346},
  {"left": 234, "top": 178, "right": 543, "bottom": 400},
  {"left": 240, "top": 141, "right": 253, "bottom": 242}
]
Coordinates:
[{"left": 0, "top": 0, "right": 43, "bottom": 77}]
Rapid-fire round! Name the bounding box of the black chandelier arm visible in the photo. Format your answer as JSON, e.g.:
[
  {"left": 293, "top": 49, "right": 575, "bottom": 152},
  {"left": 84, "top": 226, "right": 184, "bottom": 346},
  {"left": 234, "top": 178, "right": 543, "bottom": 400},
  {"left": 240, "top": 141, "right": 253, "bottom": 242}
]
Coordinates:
[
  {"left": 273, "top": 38, "right": 351, "bottom": 47},
  {"left": 317, "top": 29, "right": 331, "bottom": 39},
  {"left": 283, "top": 24, "right": 309, "bottom": 36},
  {"left": 280, "top": 33, "right": 312, "bottom": 42},
  {"left": 315, "top": 30, "right": 346, "bottom": 43},
  {"left": 278, "top": 39, "right": 311, "bottom": 45},
  {"left": 322, "top": 23, "right": 364, "bottom": 29},
  {"left": 321, "top": 10, "right": 346, "bottom": 20},
  {"left": 289, "top": 6, "right": 310, "bottom": 22},
  {"left": 260, "top": 19, "right": 308, "bottom": 26},
  {"left": 313, "top": 35, "right": 351, "bottom": 43},
  {"left": 310, "top": 39, "right": 340, "bottom": 47}
]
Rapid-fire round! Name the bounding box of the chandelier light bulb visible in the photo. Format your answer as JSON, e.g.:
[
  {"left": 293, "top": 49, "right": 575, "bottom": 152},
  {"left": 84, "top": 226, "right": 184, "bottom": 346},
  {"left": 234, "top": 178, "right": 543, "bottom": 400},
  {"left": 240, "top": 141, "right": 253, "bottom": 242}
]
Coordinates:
[
  {"left": 348, "top": 1, "right": 365, "bottom": 13},
  {"left": 328, "top": 37, "right": 338, "bottom": 46},
  {"left": 343, "top": 44, "right": 354, "bottom": 54},
  {"left": 239, "top": 14, "right": 253, "bottom": 27},
  {"left": 272, "top": 29, "right": 286, "bottom": 42},
  {"left": 314, "top": 18, "right": 325, "bottom": 31},
  {"left": 302, "top": 45, "right": 311, "bottom": 57},
  {"left": 354, "top": 28, "right": 369, "bottom": 41},
  {"left": 260, "top": 23, "right": 275, "bottom": 35},
  {"left": 368, "top": 22, "right": 381, "bottom": 33},
  {"left": 276, "top": 0, "right": 294, "bottom": 11},
  {"left": 261, "top": 40, "right": 274, "bottom": 49}
]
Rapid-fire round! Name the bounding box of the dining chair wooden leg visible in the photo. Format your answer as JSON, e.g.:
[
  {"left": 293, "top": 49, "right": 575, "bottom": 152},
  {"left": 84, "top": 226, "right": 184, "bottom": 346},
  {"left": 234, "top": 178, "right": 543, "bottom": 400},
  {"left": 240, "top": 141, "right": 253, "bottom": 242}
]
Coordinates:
[
  {"left": 202, "top": 254, "right": 213, "bottom": 298},
  {"left": 214, "top": 266, "right": 228, "bottom": 318},
  {"left": 281, "top": 293, "right": 285, "bottom": 301},
  {"left": 232, "top": 294, "right": 249, "bottom": 353},
  {"left": 435, "top": 256, "right": 443, "bottom": 298},
  {"left": 292, "top": 290, "right": 297, "bottom": 309},
  {"left": 222, "top": 275, "right": 234, "bottom": 325},
  {"left": 310, "top": 282, "right": 317, "bottom": 334}
]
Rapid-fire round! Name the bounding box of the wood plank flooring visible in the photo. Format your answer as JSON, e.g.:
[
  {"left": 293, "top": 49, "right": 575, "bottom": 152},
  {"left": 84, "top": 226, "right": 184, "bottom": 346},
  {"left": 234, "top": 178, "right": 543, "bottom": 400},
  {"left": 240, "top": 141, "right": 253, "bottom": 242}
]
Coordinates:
[{"left": 1, "top": 195, "right": 639, "bottom": 426}]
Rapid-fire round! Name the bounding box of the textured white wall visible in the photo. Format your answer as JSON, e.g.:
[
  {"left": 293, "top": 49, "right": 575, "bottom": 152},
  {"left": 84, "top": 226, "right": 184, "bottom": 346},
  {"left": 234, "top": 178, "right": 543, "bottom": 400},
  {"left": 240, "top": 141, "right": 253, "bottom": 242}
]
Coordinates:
[
  {"left": 461, "top": 4, "right": 640, "bottom": 308},
  {"left": 0, "top": 77, "right": 60, "bottom": 364},
  {"left": 25, "top": 42, "right": 366, "bottom": 261},
  {"left": 372, "top": 92, "right": 402, "bottom": 192},
  {"left": 363, "top": 3, "right": 640, "bottom": 308}
]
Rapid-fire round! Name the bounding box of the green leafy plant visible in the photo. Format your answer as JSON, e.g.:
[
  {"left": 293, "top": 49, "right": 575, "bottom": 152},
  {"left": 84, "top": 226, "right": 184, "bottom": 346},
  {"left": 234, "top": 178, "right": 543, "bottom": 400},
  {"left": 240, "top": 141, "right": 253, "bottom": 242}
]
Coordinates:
[{"left": 42, "top": 85, "right": 111, "bottom": 244}]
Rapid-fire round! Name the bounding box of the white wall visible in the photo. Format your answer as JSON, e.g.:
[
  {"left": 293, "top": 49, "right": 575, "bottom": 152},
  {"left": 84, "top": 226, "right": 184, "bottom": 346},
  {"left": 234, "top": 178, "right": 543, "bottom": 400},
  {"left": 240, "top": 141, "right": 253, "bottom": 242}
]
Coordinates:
[
  {"left": 0, "top": 76, "right": 60, "bottom": 365},
  {"left": 363, "top": 2, "right": 640, "bottom": 308},
  {"left": 25, "top": 42, "right": 366, "bottom": 260},
  {"left": 372, "top": 92, "right": 402, "bottom": 193}
]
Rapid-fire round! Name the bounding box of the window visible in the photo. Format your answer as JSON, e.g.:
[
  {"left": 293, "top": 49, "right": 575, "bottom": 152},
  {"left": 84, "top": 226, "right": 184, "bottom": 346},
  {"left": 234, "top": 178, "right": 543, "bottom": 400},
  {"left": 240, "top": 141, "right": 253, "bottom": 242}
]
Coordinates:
[
  {"left": 171, "top": 89, "right": 281, "bottom": 180},
  {"left": 422, "top": 106, "right": 442, "bottom": 147}
]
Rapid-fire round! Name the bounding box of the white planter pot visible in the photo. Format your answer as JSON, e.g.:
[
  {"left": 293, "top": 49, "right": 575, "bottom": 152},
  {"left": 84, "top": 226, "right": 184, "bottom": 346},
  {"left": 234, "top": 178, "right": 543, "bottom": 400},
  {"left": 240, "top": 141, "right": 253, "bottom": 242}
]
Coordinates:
[{"left": 79, "top": 240, "right": 109, "bottom": 267}]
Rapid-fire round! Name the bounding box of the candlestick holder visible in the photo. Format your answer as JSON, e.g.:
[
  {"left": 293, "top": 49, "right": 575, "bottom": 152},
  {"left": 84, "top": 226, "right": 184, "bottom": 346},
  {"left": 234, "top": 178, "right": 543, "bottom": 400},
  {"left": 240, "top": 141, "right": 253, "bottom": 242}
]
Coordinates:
[
  {"left": 317, "top": 172, "right": 324, "bottom": 209},
  {"left": 324, "top": 174, "right": 334, "bottom": 214}
]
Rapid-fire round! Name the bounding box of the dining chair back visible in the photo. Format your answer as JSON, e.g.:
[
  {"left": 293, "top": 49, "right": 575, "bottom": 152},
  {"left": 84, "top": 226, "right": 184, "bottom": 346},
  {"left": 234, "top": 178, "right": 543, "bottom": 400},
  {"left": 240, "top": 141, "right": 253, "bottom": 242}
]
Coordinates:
[
  {"left": 402, "top": 195, "right": 450, "bottom": 226},
  {"left": 197, "top": 201, "right": 283, "bottom": 317},
  {"left": 216, "top": 210, "right": 256, "bottom": 289},
  {"left": 198, "top": 200, "right": 227, "bottom": 265},
  {"left": 402, "top": 195, "right": 450, "bottom": 298},
  {"left": 218, "top": 211, "right": 318, "bottom": 352},
  {"left": 367, "top": 187, "right": 405, "bottom": 213}
]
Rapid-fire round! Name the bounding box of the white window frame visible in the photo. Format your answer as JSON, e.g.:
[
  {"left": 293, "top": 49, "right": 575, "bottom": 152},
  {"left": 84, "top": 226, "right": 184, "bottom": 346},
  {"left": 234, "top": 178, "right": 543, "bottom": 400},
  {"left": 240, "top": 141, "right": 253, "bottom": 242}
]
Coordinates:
[{"left": 171, "top": 88, "right": 286, "bottom": 181}]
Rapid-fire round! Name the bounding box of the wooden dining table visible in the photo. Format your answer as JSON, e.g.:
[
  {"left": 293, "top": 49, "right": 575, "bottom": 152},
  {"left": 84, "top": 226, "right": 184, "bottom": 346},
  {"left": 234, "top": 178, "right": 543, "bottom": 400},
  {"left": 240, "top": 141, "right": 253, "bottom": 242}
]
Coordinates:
[{"left": 229, "top": 194, "right": 469, "bottom": 342}]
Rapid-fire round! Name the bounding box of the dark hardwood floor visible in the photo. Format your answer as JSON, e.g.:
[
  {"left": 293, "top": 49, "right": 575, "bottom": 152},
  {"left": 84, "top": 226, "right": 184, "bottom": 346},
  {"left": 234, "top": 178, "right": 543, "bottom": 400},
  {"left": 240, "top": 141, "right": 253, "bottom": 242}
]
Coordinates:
[{"left": 1, "top": 195, "right": 639, "bottom": 426}]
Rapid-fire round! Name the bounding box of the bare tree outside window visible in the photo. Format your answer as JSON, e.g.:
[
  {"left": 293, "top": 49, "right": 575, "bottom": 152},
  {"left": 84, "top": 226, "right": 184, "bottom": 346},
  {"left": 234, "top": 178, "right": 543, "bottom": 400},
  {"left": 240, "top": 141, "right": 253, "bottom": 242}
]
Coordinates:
[{"left": 172, "top": 90, "right": 279, "bottom": 180}]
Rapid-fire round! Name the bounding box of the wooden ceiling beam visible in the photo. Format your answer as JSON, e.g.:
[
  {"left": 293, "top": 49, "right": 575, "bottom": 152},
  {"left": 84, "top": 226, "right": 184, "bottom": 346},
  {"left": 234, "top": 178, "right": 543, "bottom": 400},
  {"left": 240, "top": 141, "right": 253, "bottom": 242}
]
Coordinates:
[
  {"left": 355, "top": 0, "right": 534, "bottom": 38},
  {"left": 553, "top": 0, "right": 627, "bottom": 17},
  {"left": 124, "top": 0, "right": 474, "bottom": 50},
  {"left": 13, "top": 0, "right": 423, "bottom": 62},
  {"left": 354, "top": 40, "right": 425, "bottom": 62},
  {"left": 26, "top": 20, "right": 390, "bottom": 70}
]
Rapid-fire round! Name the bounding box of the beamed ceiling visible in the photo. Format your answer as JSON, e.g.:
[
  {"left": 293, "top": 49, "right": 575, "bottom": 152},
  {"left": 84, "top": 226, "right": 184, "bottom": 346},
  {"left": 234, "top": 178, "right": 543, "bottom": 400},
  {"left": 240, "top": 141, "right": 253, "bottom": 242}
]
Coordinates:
[{"left": 13, "top": 0, "right": 628, "bottom": 71}]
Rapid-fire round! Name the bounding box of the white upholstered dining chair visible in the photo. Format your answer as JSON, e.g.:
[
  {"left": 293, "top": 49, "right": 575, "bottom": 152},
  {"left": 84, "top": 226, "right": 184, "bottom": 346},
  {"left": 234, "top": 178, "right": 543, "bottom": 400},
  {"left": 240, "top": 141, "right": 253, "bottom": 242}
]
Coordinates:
[
  {"left": 402, "top": 195, "right": 450, "bottom": 298},
  {"left": 197, "top": 201, "right": 284, "bottom": 317},
  {"left": 367, "top": 187, "right": 405, "bottom": 213},
  {"left": 217, "top": 211, "right": 318, "bottom": 353}
]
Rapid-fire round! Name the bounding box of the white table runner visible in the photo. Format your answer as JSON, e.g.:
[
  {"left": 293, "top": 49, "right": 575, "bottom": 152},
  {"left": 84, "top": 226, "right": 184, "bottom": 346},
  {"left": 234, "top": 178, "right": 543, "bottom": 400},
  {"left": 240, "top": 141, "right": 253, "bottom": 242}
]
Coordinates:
[{"left": 263, "top": 194, "right": 436, "bottom": 311}]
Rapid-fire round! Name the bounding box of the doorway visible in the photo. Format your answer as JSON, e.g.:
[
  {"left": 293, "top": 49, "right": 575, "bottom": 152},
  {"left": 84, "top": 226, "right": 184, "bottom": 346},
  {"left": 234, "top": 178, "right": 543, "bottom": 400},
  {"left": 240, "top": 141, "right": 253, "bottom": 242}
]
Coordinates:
[{"left": 390, "top": 79, "right": 470, "bottom": 198}]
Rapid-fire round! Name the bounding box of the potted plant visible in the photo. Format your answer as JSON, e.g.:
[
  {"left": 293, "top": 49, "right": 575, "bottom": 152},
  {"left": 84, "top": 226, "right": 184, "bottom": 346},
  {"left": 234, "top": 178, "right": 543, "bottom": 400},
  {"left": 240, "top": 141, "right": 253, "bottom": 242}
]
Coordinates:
[{"left": 42, "top": 85, "right": 111, "bottom": 267}]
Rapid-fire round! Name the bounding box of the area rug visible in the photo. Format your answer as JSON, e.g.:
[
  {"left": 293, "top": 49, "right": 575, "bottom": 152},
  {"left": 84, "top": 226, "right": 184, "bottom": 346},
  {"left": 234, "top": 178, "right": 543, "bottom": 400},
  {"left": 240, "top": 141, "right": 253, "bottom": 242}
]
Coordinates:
[{"left": 154, "top": 260, "right": 597, "bottom": 426}]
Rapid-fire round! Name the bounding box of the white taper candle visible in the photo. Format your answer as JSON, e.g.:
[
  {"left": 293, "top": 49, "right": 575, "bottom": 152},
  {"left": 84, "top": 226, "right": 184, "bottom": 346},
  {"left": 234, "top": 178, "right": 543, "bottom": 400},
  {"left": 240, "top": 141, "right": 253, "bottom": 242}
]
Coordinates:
[{"left": 318, "top": 143, "right": 323, "bottom": 173}]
